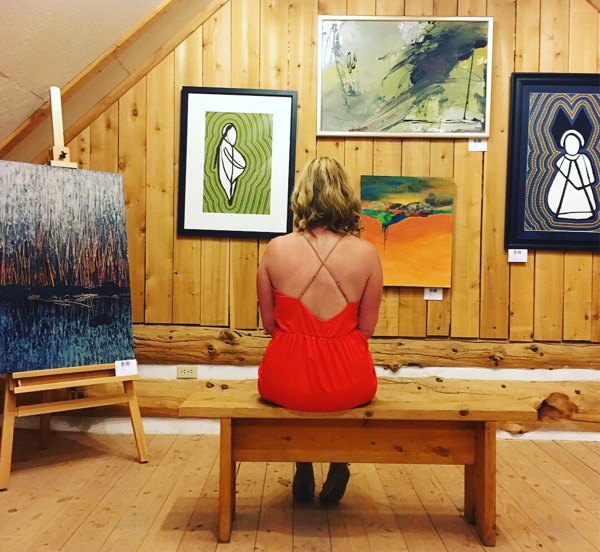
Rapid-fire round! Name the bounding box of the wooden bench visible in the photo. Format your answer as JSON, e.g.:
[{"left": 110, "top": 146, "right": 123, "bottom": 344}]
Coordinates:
[{"left": 179, "top": 377, "right": 538, "bottom": 547}]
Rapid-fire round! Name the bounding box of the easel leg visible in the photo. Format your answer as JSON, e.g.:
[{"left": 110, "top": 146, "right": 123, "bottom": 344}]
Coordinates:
[
  {"left": 0, "top": 375, "right": 17, "bottom": 490},
  {"left": 123, "top": 380, "right": 148, "bottom": 463},
  {"left": 219, "top": 418, "right": 235, "bottom": 543},
  {"left": 464, "top": 422, "right": 497, "bottom": 546},
  {"left": 39, "top": 390, "right": 52, "bottom": 450}
]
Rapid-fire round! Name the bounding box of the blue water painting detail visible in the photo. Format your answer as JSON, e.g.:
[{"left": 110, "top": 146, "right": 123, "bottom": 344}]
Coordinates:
[{"left": 0, "top": 160, "right": 134, "bottom": 373}]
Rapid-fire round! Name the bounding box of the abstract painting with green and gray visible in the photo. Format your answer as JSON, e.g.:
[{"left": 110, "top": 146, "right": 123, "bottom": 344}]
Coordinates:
[{"left": 320, "top": 19, "right": 490, "bottom": 134}]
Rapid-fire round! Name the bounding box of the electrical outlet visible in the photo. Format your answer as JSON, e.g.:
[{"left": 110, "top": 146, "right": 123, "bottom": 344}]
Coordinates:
[{"left": 177, "top": 365, "right": 198, "bottom": 379}]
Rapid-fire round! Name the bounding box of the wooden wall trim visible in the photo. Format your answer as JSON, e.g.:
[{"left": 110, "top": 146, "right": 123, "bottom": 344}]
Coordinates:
[
  {"left": 134, "top": 324, "right": 600, "bottom": 369},
  {"left": 0, "top": 0, "right": 225, "bottom": 163}
]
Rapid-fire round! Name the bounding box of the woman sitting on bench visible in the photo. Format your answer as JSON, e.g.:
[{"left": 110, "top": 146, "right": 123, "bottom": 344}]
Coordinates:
[{"left": 256, "top": 156, "right": 383, "bottom": 502}]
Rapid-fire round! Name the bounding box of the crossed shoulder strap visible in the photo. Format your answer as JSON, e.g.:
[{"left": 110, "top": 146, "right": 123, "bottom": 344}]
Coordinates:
[{"left": 298, "top": 234, "right": 349, "bottom": 302}]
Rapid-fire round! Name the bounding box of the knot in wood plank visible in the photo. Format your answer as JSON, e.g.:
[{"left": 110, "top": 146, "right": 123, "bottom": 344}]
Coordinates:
[
  {"left": 435, "top": 446, "right": 450, "bottom": 457},
  {"left": 218, "top": 329, "right": 240, "bottom": 346},
  {"left": 489, "top": 352, "right": 504, "bottom": 366},
  {"left": 538, "top": 392, "right": 579, "bottom": 421}
]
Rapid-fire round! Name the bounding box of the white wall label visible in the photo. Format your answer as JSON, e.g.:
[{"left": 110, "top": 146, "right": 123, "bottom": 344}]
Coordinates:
[
  {"left": 424, "top": 288, "right": 443, "bottom": 301},
  {"left": 115, "top": 359, "right": 138, "bottom": 376},
  {"left": 468, "top": 138, "right": 488, "bottom": 152},
  {"left": 508, "top": 249, "right": 528, "bottom": 263}
]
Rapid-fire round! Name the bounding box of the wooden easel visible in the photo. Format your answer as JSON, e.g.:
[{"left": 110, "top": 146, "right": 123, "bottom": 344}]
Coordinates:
[
  {"left": 48, "top": 86, "right": 77, "bottom": 168},
  {"left": 0, "top": 88, "right": 148, "bottom": 490},
  {"left": 1, "top": 364, "right": 149, "bottom": 489}
]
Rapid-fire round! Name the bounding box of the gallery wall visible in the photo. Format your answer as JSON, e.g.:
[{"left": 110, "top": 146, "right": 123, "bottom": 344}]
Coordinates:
[{"left": 5, "top": 0, "right": 600, "bottom": 366}]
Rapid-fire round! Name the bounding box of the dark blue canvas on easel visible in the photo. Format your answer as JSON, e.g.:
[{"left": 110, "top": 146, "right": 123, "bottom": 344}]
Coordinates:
[{"left": 0, "top": 160, "right": 134, "bottom": 372}]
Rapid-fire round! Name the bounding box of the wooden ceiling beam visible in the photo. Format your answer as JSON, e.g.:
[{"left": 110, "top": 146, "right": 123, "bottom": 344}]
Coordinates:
[{"left": 0, "top": 0, "right": 226, "bottom": 163}]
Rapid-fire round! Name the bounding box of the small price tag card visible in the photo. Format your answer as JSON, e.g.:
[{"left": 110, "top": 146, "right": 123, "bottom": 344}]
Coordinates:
[
  {"left": 508, "top": 249, "right": 528, "bottom": 263},
  {"left": 468, "top": 139, "right": 488, "bottom": 152},
  {"left": 115, "top": 359, "right": 138, "bottom": 376},
  {"left": 424, "top": 287, "right": 443, "bottom": 301}
]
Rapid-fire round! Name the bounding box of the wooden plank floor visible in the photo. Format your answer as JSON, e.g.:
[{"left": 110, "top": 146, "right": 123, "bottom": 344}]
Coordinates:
[{"left": 0, "top": 429, "right": 598, "bottom": 551}]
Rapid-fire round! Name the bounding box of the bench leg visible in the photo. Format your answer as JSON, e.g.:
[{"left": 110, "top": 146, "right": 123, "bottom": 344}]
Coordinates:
[
  {"left": 219, "top": 418, "right": 235, "bottom": 543},
  {"left": 464, "top": 422, "right": 496, "bottom": 546},
  {"left": 0, "top": 375, "right": 17, "bottom": 490}
]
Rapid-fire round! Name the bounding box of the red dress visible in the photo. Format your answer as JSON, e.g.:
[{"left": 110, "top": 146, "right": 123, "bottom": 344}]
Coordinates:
[{"left": 258, "top": 236, "right": 377, "bottom": 412}]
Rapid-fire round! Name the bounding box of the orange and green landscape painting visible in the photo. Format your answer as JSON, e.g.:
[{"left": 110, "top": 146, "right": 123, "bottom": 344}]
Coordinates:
[{"left": 361, "top": 175, "right": 454, "bottom": 287}]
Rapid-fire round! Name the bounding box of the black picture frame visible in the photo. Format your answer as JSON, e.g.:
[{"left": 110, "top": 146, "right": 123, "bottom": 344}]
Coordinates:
[
  {"left": 505, "top": 72, "right": 600, "bottom": 252},
  {"left": 177, "top": 87, "right": 298, "bottom": 239}
]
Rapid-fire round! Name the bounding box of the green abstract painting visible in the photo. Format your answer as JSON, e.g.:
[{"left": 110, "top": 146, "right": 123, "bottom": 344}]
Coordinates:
[{"left": 318, "top": 16, "right": 493, "bottom": 138}]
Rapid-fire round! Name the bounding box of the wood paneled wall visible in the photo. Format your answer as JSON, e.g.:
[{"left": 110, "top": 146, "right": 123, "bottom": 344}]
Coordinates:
[{"left": 66, "top": 0, "right": 599, "bottom": 356}]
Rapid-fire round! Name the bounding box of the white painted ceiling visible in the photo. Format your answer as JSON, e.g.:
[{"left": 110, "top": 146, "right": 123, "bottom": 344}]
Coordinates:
[{"left": 0, "top": 0, "right": 166, "bottom": 145}]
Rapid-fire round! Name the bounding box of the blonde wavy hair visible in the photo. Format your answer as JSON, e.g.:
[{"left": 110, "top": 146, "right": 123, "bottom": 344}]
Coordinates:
[{"left": 291, "top": 157, "right": 362, "bottom": 235}]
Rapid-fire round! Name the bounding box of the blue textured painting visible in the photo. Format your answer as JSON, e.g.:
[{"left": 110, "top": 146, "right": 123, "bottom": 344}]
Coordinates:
[
  {"left": 0, "top": 161, "right": 134, "bottom": 373},
  {"left": 524, "top": 93, "right": 600, "bottom": 233}
]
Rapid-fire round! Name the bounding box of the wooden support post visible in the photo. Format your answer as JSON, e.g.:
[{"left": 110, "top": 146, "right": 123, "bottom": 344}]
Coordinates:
[
  {"left": 0, "top": 376, "right": 17, "bottom": 490},
  {"left": 39, "top": 390, "right": 52, "bottom": 450},
  {"left": 124, "top": 380, "right": 149, "bottom": 462},
  {"left": 219, "top": 418, "right": 235, "bottom": 543},
  {"left": 465, "top": 422, "right": 497, "bottom": 546},
  {"left": 48, "top": 86, "right": 77, "bottom": 168}
]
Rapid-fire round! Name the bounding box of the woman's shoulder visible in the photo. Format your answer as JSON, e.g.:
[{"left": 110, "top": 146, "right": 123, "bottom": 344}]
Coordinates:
[
  {"left": 264, "top": 232, "right": 304, "bottom": 257},
  {"left": 268, "top": 232, "right": 300, "bottom": 247},
  {"left": 343, "top": 233, "right": 379, "bottom": 255}
]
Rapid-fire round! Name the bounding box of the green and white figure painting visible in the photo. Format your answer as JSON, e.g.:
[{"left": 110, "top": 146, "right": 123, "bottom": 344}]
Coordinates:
[
  {"left": 178, "top": 87, "right": 297, "bottom": 238},
  {"left": 318, "top": 17, "right": 493, "bottom": 137},
  {"left": 203, "top": 111, "right": 273, "bottom": 214}
]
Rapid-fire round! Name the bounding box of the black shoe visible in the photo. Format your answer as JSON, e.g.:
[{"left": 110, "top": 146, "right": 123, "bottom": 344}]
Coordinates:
[
  {"left": 292, "top": 462, "right": 315, "bottom": 500},
  {"left": 319, "top": 463, "right": 350, "bottom": 502}
]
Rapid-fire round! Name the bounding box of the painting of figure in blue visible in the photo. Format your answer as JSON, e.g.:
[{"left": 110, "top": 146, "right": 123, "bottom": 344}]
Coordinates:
[
  {"left": 0, "top": 161, "right": 134, "bottom": 373},
  {"left": 547, "top": 109, "right": 598, "bottom": 221},
  {"left": 524, "top": 95, "right": 600, "bottom": 235}
]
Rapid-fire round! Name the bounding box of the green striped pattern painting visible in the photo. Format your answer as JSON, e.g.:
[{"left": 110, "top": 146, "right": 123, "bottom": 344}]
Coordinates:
[{"left": 203, "top": 111, "right": 273, "bottom": 214}]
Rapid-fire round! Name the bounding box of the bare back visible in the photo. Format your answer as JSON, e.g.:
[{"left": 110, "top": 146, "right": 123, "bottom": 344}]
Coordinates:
[{"left": 257, "top": 229, "right": 383, "bottom": 336}]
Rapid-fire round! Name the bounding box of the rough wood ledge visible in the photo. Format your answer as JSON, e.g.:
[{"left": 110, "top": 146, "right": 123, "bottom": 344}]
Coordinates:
[
  {"left": 2, "top": 377, "right": 597, "bottom": 434},
  {"left": 133, "top": 324, "right": 600, "bottom": 369}
]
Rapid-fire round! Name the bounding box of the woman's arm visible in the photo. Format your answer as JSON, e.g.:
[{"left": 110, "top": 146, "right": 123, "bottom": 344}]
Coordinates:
[
  {"left": 257, "top": 245, "right": 277, "bottom": 335},
  {"left": 357, "top": 246, "right": 383, "bottom": 339}
]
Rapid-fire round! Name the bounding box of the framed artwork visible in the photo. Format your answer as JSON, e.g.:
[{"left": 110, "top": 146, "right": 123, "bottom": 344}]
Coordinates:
[
  {"left": 0, "top": 161, "right": 134, "bottom": 373},
  {"left": 317, "top": 16, "right": 493, "bottom": 138},
  {"left": 177, "top": 87, "right": 298, "bottom": 239},
  {"left": 505, "top": 73, "right": 600, "bottom": 252},
  {"left": 361, "top": 175, "right": 454, "bottom": 287}
]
